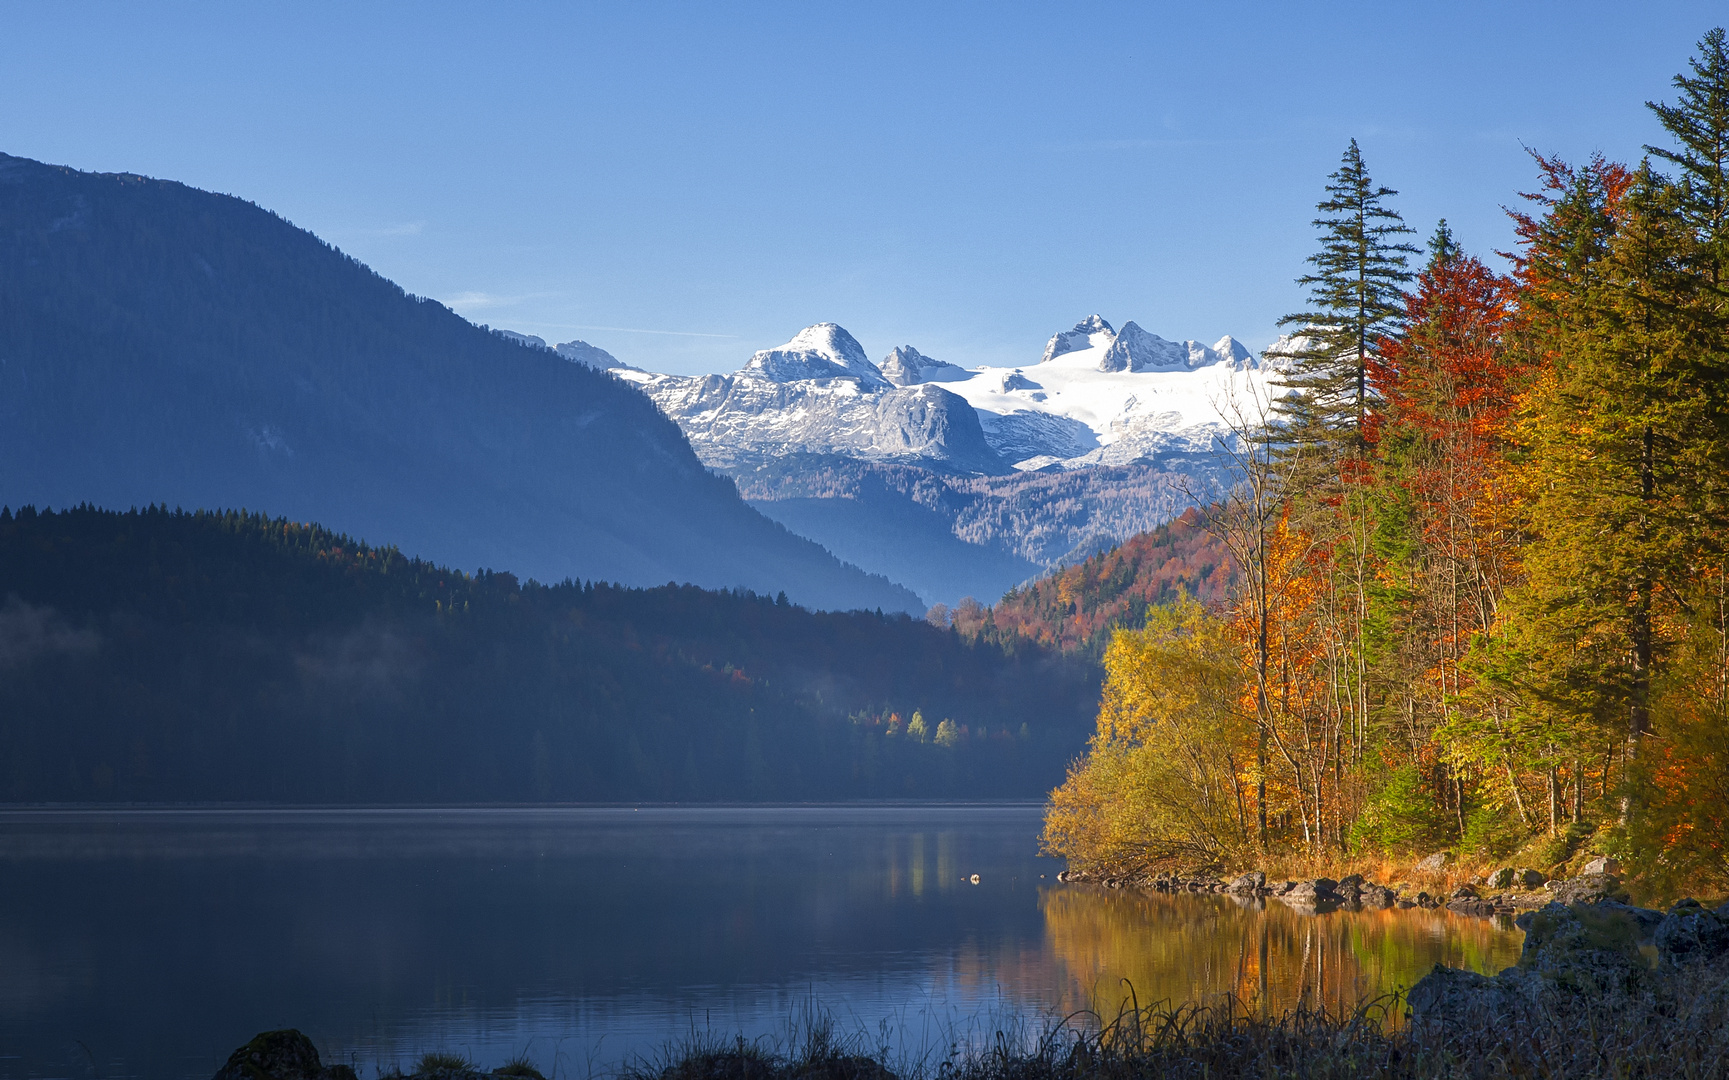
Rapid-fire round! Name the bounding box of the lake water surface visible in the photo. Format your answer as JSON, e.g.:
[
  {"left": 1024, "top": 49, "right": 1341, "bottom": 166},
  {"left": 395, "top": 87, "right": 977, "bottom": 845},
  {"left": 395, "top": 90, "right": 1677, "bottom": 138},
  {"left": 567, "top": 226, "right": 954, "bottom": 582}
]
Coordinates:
[{"left": 0, "top": 806, "right": 1522, "bottom": 1079}]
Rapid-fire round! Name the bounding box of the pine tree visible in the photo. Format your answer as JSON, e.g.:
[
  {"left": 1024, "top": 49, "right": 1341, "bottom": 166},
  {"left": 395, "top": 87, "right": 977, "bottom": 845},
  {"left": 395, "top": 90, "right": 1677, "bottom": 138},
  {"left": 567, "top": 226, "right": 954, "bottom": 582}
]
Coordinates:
[
  {"left": 1258, "top": 143, "right": 1418, "bottom": 852},
  {"left": 1644, "top": 27, "right": 1729, "bottom": 548},
  {"left": 1270, "top": 140, "right": 1420, "bottom": 448},
  {"left": 1646, "top": 28, "right": 1729, "bottom": 283},
  {"left": 1500, "top": 157, "right": 1709, "bottom": 827}
]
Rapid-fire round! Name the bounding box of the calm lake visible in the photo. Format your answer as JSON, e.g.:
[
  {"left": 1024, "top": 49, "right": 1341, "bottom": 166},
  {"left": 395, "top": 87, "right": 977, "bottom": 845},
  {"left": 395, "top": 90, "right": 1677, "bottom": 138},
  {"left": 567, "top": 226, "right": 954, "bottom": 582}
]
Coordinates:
[{"left": 0, "top": 805, "right": 1521, "bottom": 1079}]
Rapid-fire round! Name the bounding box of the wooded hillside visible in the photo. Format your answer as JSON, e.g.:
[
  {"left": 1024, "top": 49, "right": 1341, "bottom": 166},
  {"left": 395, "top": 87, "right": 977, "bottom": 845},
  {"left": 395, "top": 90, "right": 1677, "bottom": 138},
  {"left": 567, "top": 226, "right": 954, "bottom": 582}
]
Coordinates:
[
  {"left": 954, "top": 508, "right": 1235, "bottom": 656},
  {"left": 0, "top": 506, "right": 1096, "bottom": 803}
]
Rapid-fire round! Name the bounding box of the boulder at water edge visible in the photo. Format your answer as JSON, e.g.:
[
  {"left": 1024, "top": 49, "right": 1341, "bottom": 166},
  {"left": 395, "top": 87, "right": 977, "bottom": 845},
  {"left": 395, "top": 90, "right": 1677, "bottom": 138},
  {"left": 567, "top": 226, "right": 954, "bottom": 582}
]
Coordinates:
[
  {"left": 212, "top": 1031, "right": 357, "bottom": 1080},
  {"left": 1282, "top": 878, "right": 1340, "bottom": 906},
  {"left": 1655, "top": 899, "right": 1729, "bottom": 968},
  {"left": 1362, "top": 883, "right": 1398, "bottom": 908},
  {"left": 1549, "top": 872, "right": 1629, "bottom": 905},
  {"left": 1226, "top": 870, "right": 1267, "bottom": 892},
  {"left": 1409, "top": 900, "right": 1656, "bottom": 1020}
]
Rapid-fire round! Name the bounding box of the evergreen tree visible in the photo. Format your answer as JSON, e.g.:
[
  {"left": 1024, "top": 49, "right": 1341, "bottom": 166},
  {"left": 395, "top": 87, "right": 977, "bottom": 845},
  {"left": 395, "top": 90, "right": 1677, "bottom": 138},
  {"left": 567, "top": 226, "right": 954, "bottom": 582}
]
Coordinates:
[
  {"left": 1426, "top": 218, "right": 1461, "bottom": 267},
  {"left": 1644, "top": 27, "right": 1729, "bottom": 547},
  {"left": 1646, "top": 28, "right": 1729, "bottom": 283},
  {"left": 1502, "top": 161, "right": 1708, "bottom": 823},
  {"left": 1270, "top": 140, "right": 1420, "bottom": 448}
]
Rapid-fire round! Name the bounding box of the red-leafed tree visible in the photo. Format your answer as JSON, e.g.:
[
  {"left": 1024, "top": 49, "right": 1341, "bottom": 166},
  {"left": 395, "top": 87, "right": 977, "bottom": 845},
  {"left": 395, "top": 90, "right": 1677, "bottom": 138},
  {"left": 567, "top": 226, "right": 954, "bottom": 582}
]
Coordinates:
[{"left": 1358, "top": 223, "right": 1531, "bottom": 844}]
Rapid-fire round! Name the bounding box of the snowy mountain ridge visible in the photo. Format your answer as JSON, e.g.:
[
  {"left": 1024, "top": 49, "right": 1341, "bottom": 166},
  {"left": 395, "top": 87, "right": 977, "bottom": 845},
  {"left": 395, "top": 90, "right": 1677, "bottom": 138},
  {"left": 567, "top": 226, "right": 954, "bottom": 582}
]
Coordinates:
[
  {"left": 605, "top": 315, "right": 1277, "bottom": 474},
  {"left": 741, "top": 322, "right": 889, "bottom": 388},
  {"left": 500, "top": 316, "right": 1289, "bottom": 605}
]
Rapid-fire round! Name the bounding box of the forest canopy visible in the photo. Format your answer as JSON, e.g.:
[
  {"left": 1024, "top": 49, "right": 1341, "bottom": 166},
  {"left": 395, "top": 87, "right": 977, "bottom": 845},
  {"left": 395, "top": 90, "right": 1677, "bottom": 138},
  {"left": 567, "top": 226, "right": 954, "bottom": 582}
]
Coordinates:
[
  {"left": 1044, "top": 28, "right": 1729, "bottom": 899},
  {"left": 0, "top": 505, "right": 1098, "bottom": 803}
]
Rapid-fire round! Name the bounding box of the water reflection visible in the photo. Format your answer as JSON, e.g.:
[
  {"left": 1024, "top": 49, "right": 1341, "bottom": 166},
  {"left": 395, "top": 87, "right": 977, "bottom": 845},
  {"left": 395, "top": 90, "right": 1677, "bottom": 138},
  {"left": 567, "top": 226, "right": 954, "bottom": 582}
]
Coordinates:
[
  {"left": 1039, "top": 886, "right": 1522, "bottom": 1020},
  {"left": 0, "top": 807, "right": 1523, "bottom": 1080}
]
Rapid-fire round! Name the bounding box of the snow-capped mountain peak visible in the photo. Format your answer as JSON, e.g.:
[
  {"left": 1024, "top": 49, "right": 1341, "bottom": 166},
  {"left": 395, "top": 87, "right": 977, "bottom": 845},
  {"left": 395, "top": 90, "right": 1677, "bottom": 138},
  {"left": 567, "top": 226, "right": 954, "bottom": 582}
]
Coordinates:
[
  {"left": 1099, "top": 321, "right": 1188, "bottom": 372},
  {"left": 742, "top": 323, "right": 887, "bottom": 388},
  {"left": 880, "top": 345, "right": 970, "bottom": 387},
  {"left": 615, "top": 315, "right": 1276, "bottom": 477},
  {"left": 1041, "top": 315, "right": 1115, "bottom": 363},
  {"left": 1211, "top": 335, "right": 1254, "bottom": 368}
]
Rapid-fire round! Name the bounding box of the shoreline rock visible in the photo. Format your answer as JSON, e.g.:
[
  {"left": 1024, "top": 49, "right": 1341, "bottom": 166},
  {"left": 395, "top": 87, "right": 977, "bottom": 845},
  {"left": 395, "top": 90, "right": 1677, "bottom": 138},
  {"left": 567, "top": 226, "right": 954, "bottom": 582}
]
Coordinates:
[
  {"left": 1408, "top": 897, "right": 1729, "bottom": 1021},
  {"left": 211, "top": 1029, "right": 546, "bottom": 1080},
  {"left": 212, "top": 1031, "right": 357, "bottom": 1080},
  {"left": 1055, "top": 864, "right": 1678, "bottom": 925}
]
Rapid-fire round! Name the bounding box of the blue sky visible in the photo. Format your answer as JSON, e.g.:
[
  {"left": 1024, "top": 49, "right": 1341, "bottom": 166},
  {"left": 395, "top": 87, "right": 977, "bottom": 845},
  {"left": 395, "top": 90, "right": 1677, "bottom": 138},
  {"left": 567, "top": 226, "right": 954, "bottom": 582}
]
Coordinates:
[{"left": 2, "top": 2, "right": 1720, "bottom": 374}]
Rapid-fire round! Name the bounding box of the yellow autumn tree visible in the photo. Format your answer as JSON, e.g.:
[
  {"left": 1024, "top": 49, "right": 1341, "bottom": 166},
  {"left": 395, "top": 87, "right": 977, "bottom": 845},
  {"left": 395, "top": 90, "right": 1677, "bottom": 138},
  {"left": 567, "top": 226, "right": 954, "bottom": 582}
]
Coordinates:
[{"left": 1042, "top": 597, "right": 1255, "bottom": 874}]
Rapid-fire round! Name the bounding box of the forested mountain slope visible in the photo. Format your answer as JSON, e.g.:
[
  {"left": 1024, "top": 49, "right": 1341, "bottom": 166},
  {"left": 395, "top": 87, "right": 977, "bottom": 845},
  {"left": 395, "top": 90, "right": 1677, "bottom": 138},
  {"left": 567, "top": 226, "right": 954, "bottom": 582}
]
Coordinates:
[
  {"left": 0, "top": 506, "right": 1097, "bottom": 803},
  {"left": 963, "top": 508, "right": 1235, "bottom": 655},
  {"left": 0, "top": 153, "right": 918, "bottom": 613},
  {"left": 734, "top": 455, "right": 1228, "bottom": 608}
]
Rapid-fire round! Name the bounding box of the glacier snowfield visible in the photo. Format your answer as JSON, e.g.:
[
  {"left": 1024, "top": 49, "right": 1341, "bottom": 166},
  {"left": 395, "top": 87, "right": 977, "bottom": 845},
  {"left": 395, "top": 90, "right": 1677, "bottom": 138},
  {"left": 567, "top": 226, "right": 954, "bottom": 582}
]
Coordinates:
[{"left": 593, "top": 316, "right": 1280, "bottom": 474}]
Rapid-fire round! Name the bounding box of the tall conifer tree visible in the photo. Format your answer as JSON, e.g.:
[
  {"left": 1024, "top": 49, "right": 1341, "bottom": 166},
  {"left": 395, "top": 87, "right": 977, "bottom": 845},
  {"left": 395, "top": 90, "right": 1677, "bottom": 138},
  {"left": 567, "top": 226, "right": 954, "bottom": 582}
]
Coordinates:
[
  {"left": 1270, "top": 140, "right": 1419, "bottom": 449},
  {"left": 1644, "top": 27, "right": 1729, "bottom": 547},
  {"left": 1647, "top": 28, "right": 1729, "bottom": 283}
]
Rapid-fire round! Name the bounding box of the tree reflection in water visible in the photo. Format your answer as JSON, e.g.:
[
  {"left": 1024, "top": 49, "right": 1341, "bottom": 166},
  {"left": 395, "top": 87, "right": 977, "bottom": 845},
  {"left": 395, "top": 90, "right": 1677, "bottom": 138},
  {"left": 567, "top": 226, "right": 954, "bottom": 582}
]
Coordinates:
[{"left": 1040, "top": 886, "right": 1522, "bottom": 1021}]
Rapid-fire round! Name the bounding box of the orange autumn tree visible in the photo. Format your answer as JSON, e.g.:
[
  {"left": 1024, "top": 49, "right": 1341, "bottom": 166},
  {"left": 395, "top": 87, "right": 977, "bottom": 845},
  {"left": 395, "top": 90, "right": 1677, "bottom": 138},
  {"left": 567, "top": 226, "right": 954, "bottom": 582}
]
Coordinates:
[{"left": 1244, "top": 509, "right": 1348, "bottom": 853}]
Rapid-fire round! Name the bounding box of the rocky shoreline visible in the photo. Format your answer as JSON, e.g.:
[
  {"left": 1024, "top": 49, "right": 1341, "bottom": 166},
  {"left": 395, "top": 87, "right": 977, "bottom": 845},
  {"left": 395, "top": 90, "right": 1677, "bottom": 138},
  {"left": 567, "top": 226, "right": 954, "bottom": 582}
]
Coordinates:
[
  {"left": 1408, "top": 894, "right": 1729, "bottom": 1020},
  {"left": 1055, "top": 855, "right": 1636, "bottom": 920}
]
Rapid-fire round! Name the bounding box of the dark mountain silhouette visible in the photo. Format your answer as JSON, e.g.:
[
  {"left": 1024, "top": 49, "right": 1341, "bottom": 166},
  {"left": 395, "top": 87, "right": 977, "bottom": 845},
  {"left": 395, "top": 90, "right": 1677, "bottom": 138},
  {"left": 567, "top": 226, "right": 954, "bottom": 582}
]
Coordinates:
[{"left": 0, "top": 153, "right": 920, "bottom": 612}]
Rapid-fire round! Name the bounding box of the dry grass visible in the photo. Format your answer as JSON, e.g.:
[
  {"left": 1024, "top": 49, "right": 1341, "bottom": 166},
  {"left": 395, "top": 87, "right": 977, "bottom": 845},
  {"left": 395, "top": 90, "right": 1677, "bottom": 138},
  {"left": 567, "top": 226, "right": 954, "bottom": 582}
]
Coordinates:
[{"left": 631, "top": 962, "right": 1729, "bottom": 1080}]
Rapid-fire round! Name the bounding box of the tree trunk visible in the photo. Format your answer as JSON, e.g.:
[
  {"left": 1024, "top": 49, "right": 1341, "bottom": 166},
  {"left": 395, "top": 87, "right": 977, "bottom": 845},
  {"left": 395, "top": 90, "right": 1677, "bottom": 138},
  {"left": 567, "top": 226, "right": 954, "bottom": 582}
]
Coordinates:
[
  {"left": 1623, "top": 425, "right": 1655, "bottom": 824},
  {"left": 1556, "top": 756, "right": 1569, "bottom": 832}
]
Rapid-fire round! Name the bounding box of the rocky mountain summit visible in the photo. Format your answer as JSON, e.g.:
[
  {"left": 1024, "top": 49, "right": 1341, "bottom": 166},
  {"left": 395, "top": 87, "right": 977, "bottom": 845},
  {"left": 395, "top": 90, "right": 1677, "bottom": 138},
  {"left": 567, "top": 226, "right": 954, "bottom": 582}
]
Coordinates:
[
  {"left": 615, "top": 317, "right": 1272, "bottom": 477},
  {"left": 880, "top": 344, "right": 970, "bottom": 387},
  {"left": 579, "top": 317, "right": 1276, "bottom": 605},
  {"left": 497, "top": 330, "right": 636, "bottom": 371},
  {"left": 614, "top": 325, "right": 1003, "bottom": 475}
]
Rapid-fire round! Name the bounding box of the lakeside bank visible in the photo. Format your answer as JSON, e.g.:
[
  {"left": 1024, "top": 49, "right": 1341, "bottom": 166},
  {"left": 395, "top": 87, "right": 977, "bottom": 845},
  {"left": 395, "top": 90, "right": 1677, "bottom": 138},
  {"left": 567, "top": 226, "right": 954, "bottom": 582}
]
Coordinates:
[
  {"left": 1056, "top": 854, "right": 1653, "bottom": 921},
  {"left": 215, "top": 891, "right": 1729, "bottom": 1080}
]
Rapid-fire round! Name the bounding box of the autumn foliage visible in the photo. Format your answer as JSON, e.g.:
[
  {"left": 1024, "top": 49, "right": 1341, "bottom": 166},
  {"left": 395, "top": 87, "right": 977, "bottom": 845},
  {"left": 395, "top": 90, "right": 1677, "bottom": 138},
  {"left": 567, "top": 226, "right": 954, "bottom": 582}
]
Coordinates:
[
  {"left": 1045, "top": 29, "right": 1729, "bottom": 897},
  {"left": 980, "top": 508, "right": 1234, "bottom": 655}
]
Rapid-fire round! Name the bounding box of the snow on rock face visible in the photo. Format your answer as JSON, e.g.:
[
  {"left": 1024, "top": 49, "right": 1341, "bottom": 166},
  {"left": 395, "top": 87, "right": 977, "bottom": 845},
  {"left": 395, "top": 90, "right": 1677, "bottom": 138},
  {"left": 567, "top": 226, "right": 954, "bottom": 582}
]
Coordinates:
[
  {"left": 742, "top": 323, "right": 888, "bottom": 388},
  {"left": 1041, "top": 315, "right": 1115, "bottom": 363},
  {"left": 940, "top": 316, "right": 1277, "bottom": 469},
  {"left": 1099, "top": 323, "right": 1255, "bottom": 374},
  {"left": 982, "top": 411, "right": 1099, "bottom": 464},
  {"left": 615, "top": 326, "right": 1004, "bottom": 473},
  {"left": 880, "top": 345, "right": 970, "bottom": 387},
  {"left": 615, "top": 317, "right": 1278, "bottom": 477},
  {"left": 1212, "top": 335, "right": 1256, "bottom": 368},
  {"left": 1100, "top": 321, "right": 1189, "bottom": 372}
]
